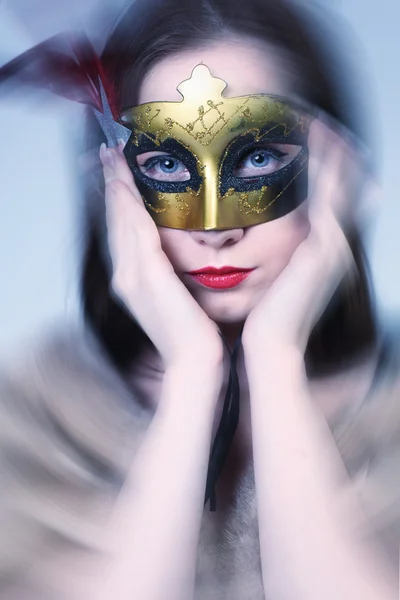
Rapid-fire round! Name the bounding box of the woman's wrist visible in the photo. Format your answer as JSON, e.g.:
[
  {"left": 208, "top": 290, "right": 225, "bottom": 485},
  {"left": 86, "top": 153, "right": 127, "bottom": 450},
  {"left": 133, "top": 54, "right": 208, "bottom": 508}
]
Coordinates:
[
  {"left": 243, "top": 338, "right": 307, "bottom": 387},
  {"left": 164, "top": 337, "right": 224, "bottom": 375},
  {"left": 161, "top": 356, "right": 224, "bottom": 414}
]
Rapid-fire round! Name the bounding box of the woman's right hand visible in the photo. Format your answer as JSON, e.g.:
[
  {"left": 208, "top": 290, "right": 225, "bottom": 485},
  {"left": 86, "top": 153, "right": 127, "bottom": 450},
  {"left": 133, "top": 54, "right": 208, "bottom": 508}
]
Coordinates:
[{"left": 100, "top": 143, "right": 223, "bottom": 371}]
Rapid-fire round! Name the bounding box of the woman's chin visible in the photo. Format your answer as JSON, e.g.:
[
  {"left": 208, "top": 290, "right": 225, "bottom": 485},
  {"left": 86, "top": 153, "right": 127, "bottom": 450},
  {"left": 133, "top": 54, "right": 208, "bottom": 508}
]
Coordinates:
[{"left": 197, "top": 298, "right": 254, "bottom": 325}]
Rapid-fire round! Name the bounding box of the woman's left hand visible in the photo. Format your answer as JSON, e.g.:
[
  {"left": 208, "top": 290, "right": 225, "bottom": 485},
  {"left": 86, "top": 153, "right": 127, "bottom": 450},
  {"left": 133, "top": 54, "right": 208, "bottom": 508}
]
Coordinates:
[
  {"left": 242, "top": 117, "right": 396, "bottom": 600},
  {"left": 241, "top": 114, "right": 376, "bottom": 355}
]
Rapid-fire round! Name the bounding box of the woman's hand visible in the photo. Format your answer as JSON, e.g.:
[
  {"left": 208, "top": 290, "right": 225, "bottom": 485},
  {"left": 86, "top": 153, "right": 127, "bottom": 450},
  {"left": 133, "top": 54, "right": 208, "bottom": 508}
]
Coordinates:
[
  {"left": 95, "top": 145, "right": 226, "bottom": 600},
  {"left": 242, "top": 118, "right": 395, "bottom": 600},
  {"left": 241, "top": 116, "right": 375, "bottom": 356},
  {"left": 100, "top": 143, "right": 223, "bottom": 371}
]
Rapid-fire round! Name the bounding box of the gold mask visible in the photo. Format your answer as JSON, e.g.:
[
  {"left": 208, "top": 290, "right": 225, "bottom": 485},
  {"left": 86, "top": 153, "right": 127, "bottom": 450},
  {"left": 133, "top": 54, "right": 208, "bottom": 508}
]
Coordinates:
[{"left": 121, "top": 65, "right": 312, "bottom": 230}]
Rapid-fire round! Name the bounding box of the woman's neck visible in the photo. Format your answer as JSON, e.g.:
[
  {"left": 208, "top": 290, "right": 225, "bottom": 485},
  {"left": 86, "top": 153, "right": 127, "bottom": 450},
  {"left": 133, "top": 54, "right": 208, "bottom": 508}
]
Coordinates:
[{"left": 216, "top": 321, "right": 245, "bottom": 351}]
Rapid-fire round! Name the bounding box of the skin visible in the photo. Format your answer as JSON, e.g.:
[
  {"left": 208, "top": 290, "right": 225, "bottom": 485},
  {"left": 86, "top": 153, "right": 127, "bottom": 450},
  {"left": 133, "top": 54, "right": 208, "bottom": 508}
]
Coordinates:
[
  {"left": 97, "top": 37, "right": 395, "bottom": 600},
  {"left": 139, "top": 39, "right": 309, "bottom": 332},
  {"left": 127, "top": 38, "right": 379, "bottom": 508}
]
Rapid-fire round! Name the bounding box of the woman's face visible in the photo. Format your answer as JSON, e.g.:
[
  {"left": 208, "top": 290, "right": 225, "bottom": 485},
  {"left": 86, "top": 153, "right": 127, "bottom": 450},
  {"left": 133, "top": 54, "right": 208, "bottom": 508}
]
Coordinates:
[{"left": 138, "top": 39, "right": 310, "bottom": 325}]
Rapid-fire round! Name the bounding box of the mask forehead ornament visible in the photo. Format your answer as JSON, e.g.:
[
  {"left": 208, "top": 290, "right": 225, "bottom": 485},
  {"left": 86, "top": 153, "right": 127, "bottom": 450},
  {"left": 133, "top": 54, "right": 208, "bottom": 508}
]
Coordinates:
[{"left": 121, "top": 64, "right": 312, "bottom": 230}]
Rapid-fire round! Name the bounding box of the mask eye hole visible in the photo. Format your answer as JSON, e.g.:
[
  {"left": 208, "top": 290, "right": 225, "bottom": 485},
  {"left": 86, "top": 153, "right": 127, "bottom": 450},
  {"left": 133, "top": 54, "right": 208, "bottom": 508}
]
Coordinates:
[
  {"left": 234, "top": 144, "right": 302, "bottom": 179},
  {"left": 136, "top": 151, "right": 191, "bottom": 182}
]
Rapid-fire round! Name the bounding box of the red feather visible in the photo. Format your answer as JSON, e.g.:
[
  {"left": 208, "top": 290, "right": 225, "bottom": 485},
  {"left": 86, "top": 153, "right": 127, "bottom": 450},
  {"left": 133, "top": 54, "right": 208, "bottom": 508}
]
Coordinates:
[{"left": 0, "top": 32, "right": 119, "bottom": 117}]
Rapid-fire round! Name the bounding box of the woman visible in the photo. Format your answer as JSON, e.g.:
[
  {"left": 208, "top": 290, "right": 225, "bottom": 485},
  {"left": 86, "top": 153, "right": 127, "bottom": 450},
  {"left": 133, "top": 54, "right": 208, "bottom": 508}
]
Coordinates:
[{"left": 1, "top": 0, "right": 399, "bottom": 598}]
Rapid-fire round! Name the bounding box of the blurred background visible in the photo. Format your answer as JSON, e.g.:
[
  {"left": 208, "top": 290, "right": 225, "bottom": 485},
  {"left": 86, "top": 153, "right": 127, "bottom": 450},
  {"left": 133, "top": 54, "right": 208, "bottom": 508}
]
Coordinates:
[{"left": 0, "top": 0, "right": 399, "bottom": 358}]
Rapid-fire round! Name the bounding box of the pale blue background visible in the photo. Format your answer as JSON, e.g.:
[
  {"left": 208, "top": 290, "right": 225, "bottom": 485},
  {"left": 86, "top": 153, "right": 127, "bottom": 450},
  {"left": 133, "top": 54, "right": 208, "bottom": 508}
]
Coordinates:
[{"left": 0, "top": 0, "right": 399, "bottom": 358}]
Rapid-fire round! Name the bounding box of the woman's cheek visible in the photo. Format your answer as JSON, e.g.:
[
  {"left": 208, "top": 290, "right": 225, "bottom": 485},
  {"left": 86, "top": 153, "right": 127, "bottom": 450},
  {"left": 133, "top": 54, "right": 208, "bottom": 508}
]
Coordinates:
[
  {"left": 254, "top": 206, "right": 311, "bottom": 283},
  {"left": 157, "top": 227, "right": 188, "bottom": 268}
]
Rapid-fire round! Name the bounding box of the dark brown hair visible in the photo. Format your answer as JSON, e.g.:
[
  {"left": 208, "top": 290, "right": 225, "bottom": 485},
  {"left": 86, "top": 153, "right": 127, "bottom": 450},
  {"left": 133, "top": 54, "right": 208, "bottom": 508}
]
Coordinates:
[{"left": 81, "top": 0, "right": 377, "bottom": 375}]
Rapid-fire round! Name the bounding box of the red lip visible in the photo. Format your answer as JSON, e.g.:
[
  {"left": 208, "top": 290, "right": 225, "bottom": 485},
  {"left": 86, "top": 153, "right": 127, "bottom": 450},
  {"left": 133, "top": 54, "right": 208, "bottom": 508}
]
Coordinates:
[
  {"left": 186, "top": 266, "right": 255, "bottom": 289},
  {"left": 187, "top": 266, "right": 254, "bottom": 275}
]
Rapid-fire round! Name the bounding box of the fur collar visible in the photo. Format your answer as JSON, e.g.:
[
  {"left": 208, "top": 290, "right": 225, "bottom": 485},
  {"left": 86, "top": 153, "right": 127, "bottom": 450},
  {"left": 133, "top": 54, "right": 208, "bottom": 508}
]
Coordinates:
[{"left": 1, "top": 324, "right": 400, "bottom": 598}]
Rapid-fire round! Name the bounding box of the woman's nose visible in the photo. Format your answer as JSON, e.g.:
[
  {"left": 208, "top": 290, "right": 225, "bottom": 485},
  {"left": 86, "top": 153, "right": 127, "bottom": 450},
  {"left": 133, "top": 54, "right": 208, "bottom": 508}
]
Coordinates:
[{"left": 189, "top": 228, "right": 244, "bottom": 248}]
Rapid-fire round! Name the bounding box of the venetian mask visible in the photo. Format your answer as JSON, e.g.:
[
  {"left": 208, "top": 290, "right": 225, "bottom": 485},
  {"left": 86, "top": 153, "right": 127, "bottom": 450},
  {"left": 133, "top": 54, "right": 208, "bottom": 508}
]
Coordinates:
[{"left": 121, "top": 64, "right": 312, "bottom": 230}]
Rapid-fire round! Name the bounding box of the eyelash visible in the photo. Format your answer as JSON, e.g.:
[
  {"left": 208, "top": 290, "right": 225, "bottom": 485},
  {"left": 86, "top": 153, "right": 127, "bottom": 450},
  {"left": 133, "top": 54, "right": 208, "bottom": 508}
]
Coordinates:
[
  {"left": 237, "top": 147, "right": 288, "bottom": 164},
  {"left": 142, "top": 157, "right": 171, "bottom": 170},
  {"left": 140, "top": 147, "right": 289, "bottom": 174}
]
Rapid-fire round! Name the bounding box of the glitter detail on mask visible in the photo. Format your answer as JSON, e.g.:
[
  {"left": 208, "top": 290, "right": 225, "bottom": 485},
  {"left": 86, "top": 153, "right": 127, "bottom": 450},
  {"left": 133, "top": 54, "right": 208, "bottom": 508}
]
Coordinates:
[
  {"left": 233, "top": 156, "right": 309, "bottom": 215},
  {"left": 122, "top": 65, "right": 312, "bottom": 230},
  {"left": 144, "top": 193, "right": 171, "bottom": 213},
  {"left": 175, "top": 194, "right": 191, "bottom": 219}
]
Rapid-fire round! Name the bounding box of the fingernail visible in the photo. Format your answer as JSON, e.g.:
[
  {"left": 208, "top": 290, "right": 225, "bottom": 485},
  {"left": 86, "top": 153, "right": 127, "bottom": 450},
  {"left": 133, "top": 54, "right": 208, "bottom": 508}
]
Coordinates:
[
  {"left": 117, "top": 139, "right": 126, "bottom": 155},
  {"left": 100, "top": 144, "right": 115, "bottom": 168},
  {"left": 100, "top": 144, "right": 116, "bottom": 183},
  {"left": 99, "top": 142, "right": 107, "bottom": 162}
]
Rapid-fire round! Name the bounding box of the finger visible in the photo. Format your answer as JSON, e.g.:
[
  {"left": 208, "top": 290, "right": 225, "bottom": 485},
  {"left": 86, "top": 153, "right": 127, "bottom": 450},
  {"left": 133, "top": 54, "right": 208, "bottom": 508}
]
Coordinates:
[
  {"left": 308, "top": 117, "right": 369, "bottom": 228},
  {"left": 266, "top": 214, "right": 353, "bottom": 350},
  {"left": 308, "top": 112, "right": 366, "bottom": 180},
  {"left": 310, "top": 109, "right": 366, "bottom": 159},
  {"left": 100, "top": 142, "right": 162, "bottom": 251},
  {"left": 267, "top": 131, "right": 355, "bottom": 345},
  {"left": 105, "top": 177, "right": 163, "bottom": 262},
  {"left": 356, "top": 179, "right": 382, "bottom": 227},
  {"left": 112, "top": 142, "right": 140, "bottom": 195},
  {"left": 262, "top": 114, "right": 371, "bottom": 349},
  {"left": 307, "top": 116, "right": 332, "bottom": 173},
  {"left": 307, "top": 116, "right": 345, "bottom": 211},
  {"left": 309, "top": 129, "right": 347, "bottom": 221},
  {"left": 100, "top": 143, "right": 142, "bottom": 202}
]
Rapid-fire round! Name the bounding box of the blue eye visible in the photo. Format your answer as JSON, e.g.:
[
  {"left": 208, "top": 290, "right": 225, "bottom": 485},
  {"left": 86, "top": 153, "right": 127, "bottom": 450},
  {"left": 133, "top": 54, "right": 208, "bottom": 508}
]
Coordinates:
[
  {"left": 158, "top": 157, "right": 180, "bottom": 173},
  {"left": 144, "top": 156, "right": 180, "bottom": 173},
  {"left": 140, "top": 155, "right": 190, "bottom": 182},
  {"left": 234, "top": 147, "right": 288, "bottom": 178},
  {"left": 248, "top": 151, "right": 271, "bottom": 168}
]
